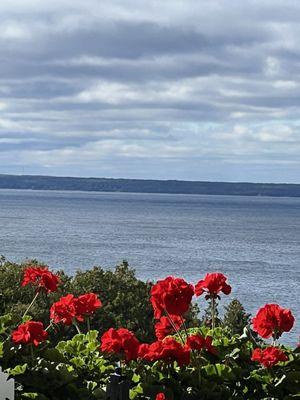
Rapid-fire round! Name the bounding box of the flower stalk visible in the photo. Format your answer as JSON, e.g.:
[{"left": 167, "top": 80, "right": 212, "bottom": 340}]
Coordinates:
[
  {"left": 211, "top": 296, "right": 216, "bottom": 331},
  {"left": 164, "top": 308, "right": 185, "bottom": 344},
  {"left": 22, "top": 291, "right": 40, "bottom": 319},
  {"left": 73, "top": 320, "right": 81, "bottom": 334}
]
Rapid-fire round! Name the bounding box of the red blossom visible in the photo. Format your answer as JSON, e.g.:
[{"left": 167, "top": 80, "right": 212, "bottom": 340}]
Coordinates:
[
  {"left": 50, "top": 294, "right": 82, "bottom": 325},
  {"left": 186, "top": 334, "right": 217, "bottom": 355},
  {"left": 138, "top": 337, "right": 190, "bottom": 366},
  {"left": 150, "top": 276, "right": 194, "bottom": 319},
  {"left": 195, "top": 273, "right": 231, "bottom": 297},
  {"left": 251, "top": 346, "right": 288, "bottom": 368},
  {"left": 156, "top": 394, "right": 166, "bottom": 400},
  {"left": 12, "top": 321, "right": 48, "bottom": 347},
  {"left": 50, "top": 293, "right": 103, "bottom": 326},
  {"left": 100, "top": 328, "right": 140, "bottom": 362},
  {"left": 252, "top": 304, "right": 295, "bottom": 339},
  {"left": 22, "top": 266, "right": 60, "bottom": 293},
  {"left": 155, "top": 315, "right": 184, "bottom": 340},
  {"left": 74, "top": 293, "right": 102, "bottom": 316}
]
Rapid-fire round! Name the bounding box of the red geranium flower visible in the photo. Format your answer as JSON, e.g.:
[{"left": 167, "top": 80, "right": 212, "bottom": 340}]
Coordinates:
[
  {"left": 12, "top": 321, "right": 48, "bottom": 347},
  {"left": 50, "top": 294, "right": 82, "bottom": 325},
  {"left": 138, "top": 337, "right": 190, "bottom": 366},
  {"left": 251, "top": 346, "right": 288, "bottom": 368},
  {"left": 50, "top": 293, "right": 102, "bottom": 326},
  {"left": 22, "top": 266, "right": 60, "bottom": 293},
  {"left": 160, "top": 338, "right": 190, "bottom": 366},
  {"left": 252, "top": 304, "right": 295, "bottom": 339},
  {"left": 155, "top": 315, "right": 184, "bottom": 340},
  {"left": 195, "top": 273, "right": 231, "bottom": 297},
  {"left": 100, "top": 328, "right": 140, "bottom": 362},
  {"left": 156, "top": 394, "right": 166, "bottom": 400},
  {"left": 150, "top": 276, "right": 194, "bottom": 319},
  {"left": 186, "top": 334, "right": 217, "bottom": 355},
  {"left": 74, "top": 293, "right": 102, "bottom": 316}
]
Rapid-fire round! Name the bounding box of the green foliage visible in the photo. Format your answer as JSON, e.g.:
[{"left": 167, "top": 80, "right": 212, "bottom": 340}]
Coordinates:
[
  {"left": 1, "top": 326, "right": 111, "bottom": 399},
  {"left": 201, "top": 299, "right": 221, "bottom": 328},
  {"left": 1, "top": 174, "right": 300, "bottom": 197},
  {"left": 0, "top": 258, "right": 70, "bottom": 335},
  {"left": 0, "top": 258, "right": 156, "bottom": 342},
  {"left": 69, "top": 261, "right": 155, "bottom": 342},
  {"left": 0, "top": 258, "right": 200, "bottom": 343},
  {"left": 2, "top": 322, "right": 298, "bottom": 399},
  {"left": 223, "top": 299, "right": 251, "bottom": 335},
  {"left": 133, "top": 327, "right": 300, "bottom": 399},
  {"left": 0, "top": 257, "right": 299, "bottom": 399}
]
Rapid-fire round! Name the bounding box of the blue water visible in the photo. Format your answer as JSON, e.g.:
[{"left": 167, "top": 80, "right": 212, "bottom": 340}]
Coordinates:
[{"left": 0, "top": 189, "right": 299, "bottom": 345}]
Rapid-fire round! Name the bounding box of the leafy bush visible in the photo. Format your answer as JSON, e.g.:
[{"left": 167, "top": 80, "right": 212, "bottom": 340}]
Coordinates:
[
  {"left": 0, "top": 260, "right": 299, "bottom": 399},
  {"left": 0, "top": 258, "right": 156, "bottom": 342},
  {"left": 223, "top": 299, "right": 251, "bottom": 335}
]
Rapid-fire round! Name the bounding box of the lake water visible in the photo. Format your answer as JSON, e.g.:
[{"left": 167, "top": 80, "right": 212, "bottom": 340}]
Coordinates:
[{"left": 0, "top": 189, "right": 299, "bottom": 345}]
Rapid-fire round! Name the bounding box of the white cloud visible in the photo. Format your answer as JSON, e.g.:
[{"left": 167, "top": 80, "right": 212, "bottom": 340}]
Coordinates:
[
  {"left": 264, "top": 57, "right": 281, "bottom": 77},
  {"left": 2, "top": 22, "right": 31, "bottom": 40},
  {"left": 0, "top": 0, "right": 300, "bottom": 181}
]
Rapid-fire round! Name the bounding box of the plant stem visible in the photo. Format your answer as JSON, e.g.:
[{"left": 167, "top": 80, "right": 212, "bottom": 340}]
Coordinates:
[
  {"left": 164, "top": 309, "right": 185, "bottom": 344},
  {"left": 73, "top": 320, "right": 81, "bottom": 334},
  {"left": 22, "top": 291, "right": 40, "bottom": 319},
  {"left": 211, "top": 296, "right": 216, "bottom": 331},
  {"left": 181, "top": 317, "right": 189, "bottom": 340},
  {"left": 45, "top": 322, "right": 53, "bottom": 331},
  {"left": 30, "top": 344, "right": 34, "bottom": 362},
  {"left": 87, "top": 316, "right": 91, "bottom": 332}
]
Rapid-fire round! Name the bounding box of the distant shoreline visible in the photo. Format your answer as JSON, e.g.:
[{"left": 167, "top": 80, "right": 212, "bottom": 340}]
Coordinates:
[{"left": 0, "top": 174, "right": 300, "bottom": 197}]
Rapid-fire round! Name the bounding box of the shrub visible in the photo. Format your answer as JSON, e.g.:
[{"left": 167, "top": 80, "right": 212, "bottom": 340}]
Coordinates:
[
  {"left": 0, "top": 258, "right": 200, "bottom": 344},
  {"left": 223, "top": 299, "right": 251, "bottom": 335},
  {"left": 0, "top": 262, "right": 299, "bottom": 399}
]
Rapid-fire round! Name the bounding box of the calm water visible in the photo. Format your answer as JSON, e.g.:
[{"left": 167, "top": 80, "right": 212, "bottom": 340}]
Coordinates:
[{"left": 0, "top": 189, "right": 299, "bottom": 345}]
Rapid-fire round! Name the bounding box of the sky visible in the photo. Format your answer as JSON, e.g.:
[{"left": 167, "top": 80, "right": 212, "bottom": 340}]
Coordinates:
[{"left": 0, "top": 0, "right": 300, "bottom": 183}]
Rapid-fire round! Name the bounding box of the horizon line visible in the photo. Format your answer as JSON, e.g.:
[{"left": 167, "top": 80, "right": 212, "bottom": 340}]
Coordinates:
[{"left": 0, "top": 172, "right": 299, "bottom": 186}]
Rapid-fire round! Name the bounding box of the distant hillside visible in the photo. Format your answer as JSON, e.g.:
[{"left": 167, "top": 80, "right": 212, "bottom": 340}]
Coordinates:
[{"left": 0, "top": 174, "right": 299, "bottom": 197}]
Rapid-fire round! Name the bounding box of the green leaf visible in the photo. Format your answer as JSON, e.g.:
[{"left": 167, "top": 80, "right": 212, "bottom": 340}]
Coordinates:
[
  {"left": 43, "top": 348, "right": 66, "bottom": 363},
  {"left": 86, "top": 380, "right": 97, "bottom": 391},
  {"left": 70, "top": 356, "right": 85, "bottom": 368},
  {"left": 7, "top": 363, "right": 28, "bottom": 376},
  {"left": 86, "top": 330, "right": 99, "bottom": 342},
  {"left": 130, "top": 383, "right": 143, "bottom": 399},
  {"left": 203, "top": 363, "right": 235, "bottom": 380},
  {"left": 132, "top": 373, "right": 141, "bottom": 383},
  {"left": 228, "top": 348, "right": 240, "bottom": 359},
  {"left": 0, "top": 313, "right": 14, "bottom": 334},
  {"left": 21, "top": 393, "right": 38, "bottom": 399}
]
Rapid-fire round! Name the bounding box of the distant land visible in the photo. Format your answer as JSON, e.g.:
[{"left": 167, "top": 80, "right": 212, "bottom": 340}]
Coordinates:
[{"left": 0, "top": 174, "right": 300, "bottom": 197}]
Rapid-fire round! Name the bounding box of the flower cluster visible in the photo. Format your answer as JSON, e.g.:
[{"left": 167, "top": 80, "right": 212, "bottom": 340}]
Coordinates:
[
  {"left": 252, "top": 303, "right": 295, "bottom": 339},
  {"left": 100, "top": 328, "right": 140, "bottom": 361},
  {"left": 150, "top": 276, "right": 194, "bottom": 319},
  {"left": 138, "top": 337, "right": 190, "bottom": 366},
  {"left": 22, "top": 266, "right": 60, "bottom": 293},
  {"left": 186, "top": 334, "right": 217, "bottom": 354},
  {"left": 195, "top": 272, "right": 231, "bottom": 298},
  {"left": 12, "top": 321, "right": 48, "bottom": 346},
  {"left": 154, "top": 315, "right": 184, "bottom": 340},
  {"left": 50, "top": 293, "right": 102, "bottom": 325},
  {"left": 251, "top": 346, "right": 288, "bottom": 368},
  {"left": 100, "top": 327, "right": 218, "bottom": 367},
  {"left": 13, "top": 265, "right": 297, "bottom": 380}
]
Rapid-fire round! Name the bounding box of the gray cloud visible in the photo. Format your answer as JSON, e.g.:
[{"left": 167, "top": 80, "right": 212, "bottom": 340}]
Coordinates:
[{"left": 0, "top": 0, "right": 299, "bottom": 182}]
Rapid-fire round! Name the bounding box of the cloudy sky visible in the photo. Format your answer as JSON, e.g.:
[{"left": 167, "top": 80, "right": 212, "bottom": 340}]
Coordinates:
[{"left": 0, "top": 0, "right": 300, "bottom": 183}]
